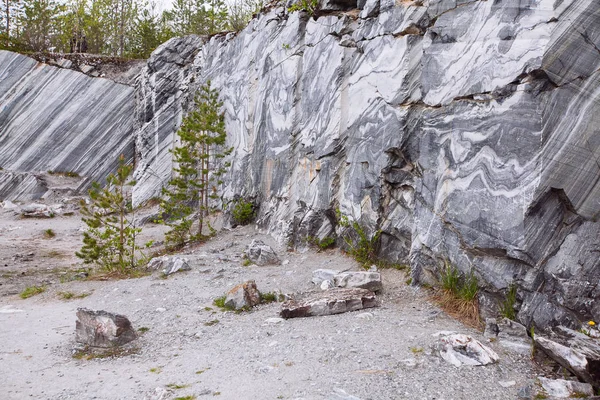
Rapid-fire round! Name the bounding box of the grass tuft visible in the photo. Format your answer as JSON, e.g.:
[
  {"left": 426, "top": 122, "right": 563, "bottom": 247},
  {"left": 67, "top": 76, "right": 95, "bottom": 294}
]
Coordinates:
[
  {"left": 43, "top": 229, "right": 56, "bottom": 238},
  {"left": 73, "top": 346, "right": 138, "bottom": 360},
  {"left": 166, "top": 383, "right": 189, "bottom": 390},
  {"left": 499, "top": 284, "right": 517, "bottom": 320},
  {"left": 57, "top": 291, "right": 91, "bottom": 300},
  {"left": 432, "top": 261, "right": 480, "bottom": 328},
  {"left": 20, "top": 285, "right": 45, "bottom": 299}
]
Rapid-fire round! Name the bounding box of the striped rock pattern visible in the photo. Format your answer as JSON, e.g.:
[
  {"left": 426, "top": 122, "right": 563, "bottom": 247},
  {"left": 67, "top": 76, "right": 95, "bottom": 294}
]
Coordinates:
[
  {"left": 131, "top": 0, "right": 600, "bottom": 329},
  {"left": 0, "top": 50, "right": 135, "bottom": 200}
]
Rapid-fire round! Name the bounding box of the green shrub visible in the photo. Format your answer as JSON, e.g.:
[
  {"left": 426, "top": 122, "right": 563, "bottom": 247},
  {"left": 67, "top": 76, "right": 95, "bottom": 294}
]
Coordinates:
[
  {"left": 336, "top": 209, "right": 380, "bottom": 268},
  {"left": 231, "top": 199, "right": 255, "bottom": 225}
]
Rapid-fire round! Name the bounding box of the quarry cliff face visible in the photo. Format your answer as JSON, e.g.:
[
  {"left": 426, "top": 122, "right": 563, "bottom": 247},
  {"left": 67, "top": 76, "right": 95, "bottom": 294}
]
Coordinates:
[
  {"left": 1, "top": 0, "right": 599, "bottom": 330},
  {"left": 131, "top": 0, "right": 600, "bottom": 329},
  {"left": 0, "top": 50, "right": 136, "bottom": 198}
]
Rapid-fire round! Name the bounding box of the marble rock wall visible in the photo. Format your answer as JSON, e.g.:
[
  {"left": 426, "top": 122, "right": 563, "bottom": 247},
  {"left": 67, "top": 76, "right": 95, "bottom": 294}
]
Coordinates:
[
  {"left": 129, "top": 0, "right": 600, "bottom": 329},
  {"left": 0, "top": 50, "right": 135, "bottom": 200}
]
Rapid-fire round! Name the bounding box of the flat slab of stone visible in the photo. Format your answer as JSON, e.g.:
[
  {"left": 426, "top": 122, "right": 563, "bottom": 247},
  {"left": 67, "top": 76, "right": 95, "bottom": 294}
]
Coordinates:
[
  {"left": 538, "top": 377, "right": 593, "bottom": 398},
  {"left": 280, "top": 288, "right": 378, "bottom": 318},
  {"left": 75, "top": 308, "right": 137, "bottom": 348}
]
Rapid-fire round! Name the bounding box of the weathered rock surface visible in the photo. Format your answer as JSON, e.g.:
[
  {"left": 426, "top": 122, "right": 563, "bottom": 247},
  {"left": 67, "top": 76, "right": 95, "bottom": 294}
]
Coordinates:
[
  {"left": 280, "top": 288, "right": 378, "bottom": 318},
  {"left": 537, "top": 377, "right": 594, "bottom": 398},
  {"left": 129, "top": 1, "right": 600, "bottom": 330},
  {"left": 224, "top": 280, "right": 261, "bottom": 310},
  {"left": 148, "top": 256, "right": 191, "bottom": 275},
  {"left": 311, "top": 269, "right": 340, "bottom": 285},
  {"left": 434, "top": 333, "right": 499, "bottom": 367},
  {"left": 312, "top": 269, "right": 382, "bottom": 291},
  {"left": 244, "top": 239, "right": 280, "bottom": 266},
  {"left": 20, "top": 203, "right": 55, "bottom": 218},
  {"left": 0, "top": 50, "right": 135, "bottom": 201},
  {"left": 75, "top": 308, "right": 137, "bottom": 348},
  {"left": 333, "top": 271, "right": 382, "bottom": 292},
  {"left": 497, "top": 318, "right": 532, "bottom": 356},
  {"left": 535, "top": 327, "right": 600, "bottom": 387}
]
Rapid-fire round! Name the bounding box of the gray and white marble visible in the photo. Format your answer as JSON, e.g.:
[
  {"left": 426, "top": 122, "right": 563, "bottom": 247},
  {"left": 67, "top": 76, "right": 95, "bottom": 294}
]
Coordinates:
[
  {"left": 2, "top": 0, "right": 600, "bottom": 330},
  {"left": 128, "top": 0, "right": 600, "bottom": 329},
  {"left": 0, "top": 51, "right": 135, "bottom": 201}
]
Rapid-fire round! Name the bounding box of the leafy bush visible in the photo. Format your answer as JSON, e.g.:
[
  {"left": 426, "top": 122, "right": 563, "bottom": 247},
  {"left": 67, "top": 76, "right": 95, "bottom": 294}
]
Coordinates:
[
  {"left": 336, "top": 209, "right": 380, "bottom": 268},
  {"left": 231, "top": 199, "right": 255, "bottom": 225}
]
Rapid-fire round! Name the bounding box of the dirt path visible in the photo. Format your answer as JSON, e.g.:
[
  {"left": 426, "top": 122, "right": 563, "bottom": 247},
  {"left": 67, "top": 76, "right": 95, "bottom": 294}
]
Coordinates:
[{"left": 0, "top": 212, "right": 541, "bottom": 400}]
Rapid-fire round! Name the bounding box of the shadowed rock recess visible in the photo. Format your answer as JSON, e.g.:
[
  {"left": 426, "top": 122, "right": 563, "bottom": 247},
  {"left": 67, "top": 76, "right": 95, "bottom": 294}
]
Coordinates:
[{"left": 2, "top": 0, "right": 600, "bottom": 330}]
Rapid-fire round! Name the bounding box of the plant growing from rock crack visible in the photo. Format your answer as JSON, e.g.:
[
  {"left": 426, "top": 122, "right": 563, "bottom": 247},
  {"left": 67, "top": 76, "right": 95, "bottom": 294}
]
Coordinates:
[
  {"left": 336, "top": 208, "right": 381, "bottom": 268},
  {"left": 433, "top": 261, "right": 480, "bottom": 328},
  {"left": 499, "top": 283, "right": 517, "bottom": 320},
  {"left": 159, "top": 81, "right": 232, "bottom": 250},
  {"left": 76, "top": 155, "right": 149, "bottom": 275}
]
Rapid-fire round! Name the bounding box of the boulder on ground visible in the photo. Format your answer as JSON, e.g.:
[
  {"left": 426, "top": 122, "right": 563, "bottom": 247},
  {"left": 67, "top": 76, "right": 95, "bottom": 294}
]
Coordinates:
[
  {"left": 333, "top": 271, "right": 382, "bottom": 292},
  {"left": 538, "top": 377, "right": 594, "bottom": 398},
  {"left": 535, "top": 329, "right": 600, "bottom": 387},
  {"left": 484, "top": 318, "right": 499, "bottom": 339},
  {"left": 312, "top": 269, "right": 383, "bottom": 292},
  {"left": 312, "top": 269, "right": 339, "bottom": 285},
  {"left": 147, "top": 256, "right": 191, "bottom": 275},
  {"left": 245, "top": 240, "right": 280, "bottom": 266},
  {"left": 75, "top": 308, "right": 137, "bottom": 348},
  {"left": 21, "top": 203, "right": 54, "bottom": 218},
  {"left": 434, "top": 333, "right": 499, "bottom": 367},
  {"left": 225, "top": 280, "right": 261, "bottom": 310},
  {"left": 280, "top": 288, "right": 378, "bottom": 318},
  {"left": 497, "top": 318, "right": 532, "bottom": 355}
]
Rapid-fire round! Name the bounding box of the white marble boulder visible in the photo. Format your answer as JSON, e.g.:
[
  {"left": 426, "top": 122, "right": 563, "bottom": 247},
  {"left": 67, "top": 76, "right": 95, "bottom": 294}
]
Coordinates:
[
  {"left": 434, "top": 333, "right": 499, "bottom": 367},
  {"left": 244, "top": 240, "right": 280, "bottom": 266}
]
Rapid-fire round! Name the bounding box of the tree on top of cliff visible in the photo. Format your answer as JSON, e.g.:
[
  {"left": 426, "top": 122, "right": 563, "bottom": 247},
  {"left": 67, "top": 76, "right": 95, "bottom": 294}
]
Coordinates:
[{"left": 159, "top": 81, "right": 232, "bottom": 250}]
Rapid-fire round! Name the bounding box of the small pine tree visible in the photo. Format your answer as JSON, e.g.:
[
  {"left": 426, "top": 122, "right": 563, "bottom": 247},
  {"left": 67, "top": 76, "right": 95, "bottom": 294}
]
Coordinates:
[
  {"left": 160, "top": 81, "right": 232, "bottom": 250},
  {"left": 76, "top": 155, "right": 143, "bottom": 274}
]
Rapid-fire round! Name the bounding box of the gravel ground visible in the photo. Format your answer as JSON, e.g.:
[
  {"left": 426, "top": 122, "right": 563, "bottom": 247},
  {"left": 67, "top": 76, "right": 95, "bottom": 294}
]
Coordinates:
[{"left": 0, "top": 212, "right": 543, "bottom": 400}]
